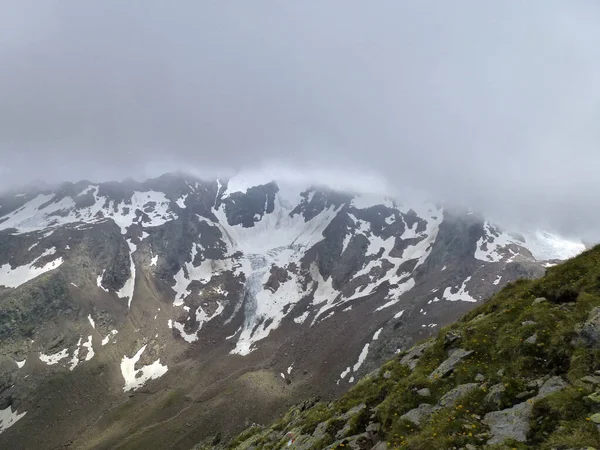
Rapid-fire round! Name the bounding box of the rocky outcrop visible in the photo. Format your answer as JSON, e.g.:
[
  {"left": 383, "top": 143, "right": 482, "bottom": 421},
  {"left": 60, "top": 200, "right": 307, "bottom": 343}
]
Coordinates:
[{"left": 428, "top": 348, "right": 473, "bottom": 379}]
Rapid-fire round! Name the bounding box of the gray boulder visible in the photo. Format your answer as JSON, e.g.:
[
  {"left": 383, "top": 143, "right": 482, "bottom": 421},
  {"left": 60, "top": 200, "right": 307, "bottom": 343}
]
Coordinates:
[
  {"left": 485, "top": 383, "right": 506, "bottom": 408},
  {"left": 524, "top": 333, "right": 538, "bottom": 344},
  {"left": 428, "top": 348, "right": 473, "bottom": 380},
  {"left": 437, "top": 383, "right": 479, "bottom": 408},
  {"left": 537, "top": 376, "right": 568, "bottom": 399},
  {"left": 483, "top": 401, "right": 533, "bottom": 444},
  {"left": 416, "top": 388, "right": 431, "bottom": 397},
  {"left": 400, "top": 341, "right": 434, "bottom": 370},
  {"left": 579, "top": 307, "right": 600, "bottom": 347},
  {"left": 400, "top": 404, "right": 435, "bottom": 427}
]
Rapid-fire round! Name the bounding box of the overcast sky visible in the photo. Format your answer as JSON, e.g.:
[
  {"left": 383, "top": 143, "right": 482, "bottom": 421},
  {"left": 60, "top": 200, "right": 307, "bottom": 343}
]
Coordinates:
[{"left": 1, "top": 1, "right": 599, "bottom": 238}]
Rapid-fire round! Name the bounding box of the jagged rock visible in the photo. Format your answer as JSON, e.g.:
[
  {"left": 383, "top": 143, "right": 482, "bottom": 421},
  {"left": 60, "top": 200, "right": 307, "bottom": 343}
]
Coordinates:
[
  {"left": 438, "top": 383, "right": 479, "bottom": 408},
  {"left": 524, "top": 333, "right": 538, "bottom": 344},
  {"left": 400, "top": 404, "right": 435, "bottom": 427},
  {"left": 537, "top": 376, "right": 568, "bottom": 398},
  {"left": 485, "top": 383, "right": 506, "bottom": 408},
  {"left": 580, "top": 375, "right": 600, "bottom": 385},
  {"left": 475, "top": 373, "right": 485, "bottom": 382},
  {"left": 532, "top": 297, "right": 547, "bottom": 304},
  {"left": 515, "top": 390, "right": 536, "bottom": 400},
  {"left": 579, "top": 307, "right": 600, "bottom": 347},
  {"left": 370, "top": 442, "right": 388, "bottom": 450},
  {"left": 339, "top": 403, "right": 366, "bottom": 421},
  {"left": 325, "top": 433, "right": 372, "bottom": 450},
  {"left": 483, "top": 401, "right": 533, "bottom": 445},
  {"left": 365, "top": 422, "right": 381, "bottom": 433},
  {"left": 400, "top": 341, "right": 435, "bottom": 370},
  {"left": 526, "top": 377, "right": 547, "bottom": 389},
  {"left": 428, "top": 348, "right": 473, "bottom": 380},
  {"left": 586, "top": 391, "right": 600, "bottom": 404},
  {"left": 334, "top": 404, "right": 367, "bottom": 439},
  {"left": 312, "top": 421, "right": 329, "bottom": 439},
  {"left": 443, "top": 330, "right": 461, "bottom": 347},
  {"left": 416, "top": 388, "right": 431, "bottom": 397},
  {"left": 483, "top": 376, "right": 568, "bottom": 445}
]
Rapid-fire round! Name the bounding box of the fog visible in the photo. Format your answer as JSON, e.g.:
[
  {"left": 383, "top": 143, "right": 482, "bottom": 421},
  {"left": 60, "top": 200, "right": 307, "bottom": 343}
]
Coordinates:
[{"left": 1, "top": 1, "right": 599, "bottom": 239}]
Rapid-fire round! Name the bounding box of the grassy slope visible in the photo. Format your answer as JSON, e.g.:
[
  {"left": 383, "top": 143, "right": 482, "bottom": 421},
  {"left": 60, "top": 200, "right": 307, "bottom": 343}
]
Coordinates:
[{"left": 203, "top": 246, "right": 600, "bottom": 449}]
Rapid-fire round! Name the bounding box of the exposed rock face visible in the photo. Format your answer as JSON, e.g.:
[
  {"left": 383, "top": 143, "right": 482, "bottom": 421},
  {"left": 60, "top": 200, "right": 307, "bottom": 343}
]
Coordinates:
[
  {"left": 483, "top": 376, "right": 569, "bottom": 445},
  {"left": 400, "top": 404, "right": 436, "bottom": 427},
  {"left": 437, "top": 383, "right": 479, "bottom": 408},
  {"left": 0, "top": 173, "right": 582, "bottom": 449},
  {"left": 579, "top": 307, "right": 600, "bottom": 347},
  {"left": 428, "top": 348, "right": 474, "bottom": 379},
  {"left": 484, "top": 401, "right": 533, "bottom": 445}
]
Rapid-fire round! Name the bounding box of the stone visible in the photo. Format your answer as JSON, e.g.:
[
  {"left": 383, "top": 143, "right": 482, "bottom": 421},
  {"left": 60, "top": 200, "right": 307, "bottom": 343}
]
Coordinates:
[
  {"left": 587, "top": 391, "right": 600, "bottom": 404},
  {"left": 497, "top": 368, "right": 505, "bottom": 377},
  {"left": 400, "top": 341, "right": 435, "bottom": 370},
  {"left": 590, "top": 413, "right": 600, "bottom": 424},
  {"left": 365, "top": 422, "right": 381, "bottom": 433},
  {"left": 580, "top": 375, "right": 600, "bottom": 385},
  {"left": 400, "top": 404, "right": 435, "bottom": 427},
  {"left": 515, "top": 390, "right": 536, "bottom": 400},
  {"left": 416, "top": 388, "right": 431, "bottom": 397},
  {"left": 532, "top": 297, "right": 547, "bottom": 304},
  {"left": 524, "top": 333, "right": 538, "bottom": 344},
  {"left": 325, "top": 433, "right": 373, "bottom": 450},
  {"left": 483, "top": 401, "right": 533, "bottom": 445},
  {"left": 339, "top": 403, "right": 366, "bottom": 421},
  {"left": 438, "top": 383, "right": 479, "bottom": 408},
  {"left": 335, "top": 404, "right": 367, "bottom": 439},
  {"left": 312, "top": 421, "right": 329, "bottom": 439},
  {"left": 428, "top": 348, "right": 473, "bottom": 380},
  {"left": 485, "top": 383, "right": 506, "bottom": 408},
  {"left": 383, "top": 370, "right": 392, "bottom": 379},
  {"left": 521, "top": 320, "right": 537, "bottom": 326},
  {"left": 475, "top": 373, "right": 485, "bottom": 382},
  {"left": 526, "top": 377, "right": 547, "bottom": 389},
  {"left": 370, "top": 442, "right": 388, "bottom": 450},
  {"left": 465, "top": 445, "right": 477, "bottom": 450},
  {"left": 443, "top": 330, "right": 462, "bottom": 347},
  {"left": 537, "top": 376, "right": 568, "bottom": 398},
  {"left": 579, "top": 307, "right": 600, "bottom": 347}
]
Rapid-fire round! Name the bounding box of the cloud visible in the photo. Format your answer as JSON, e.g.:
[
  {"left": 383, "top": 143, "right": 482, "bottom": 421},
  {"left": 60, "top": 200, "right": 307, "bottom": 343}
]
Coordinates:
[{"left": 0, "top": 1, "right": 599, "bottom": 239}]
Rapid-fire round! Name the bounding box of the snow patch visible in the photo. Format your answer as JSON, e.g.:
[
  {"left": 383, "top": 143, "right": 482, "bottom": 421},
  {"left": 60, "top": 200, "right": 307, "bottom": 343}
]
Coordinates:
[
  {"left": 101, "top": 330, "right": 118, "bottom": 346},
  {"left": 39, "top": 348, "right": 69, "bottom": 365},
  {"left": 121, "top": 345, "right": 168, "bottom": 392},
  {"left": 87, "top": 314, "right": 95, "bottom": 329},
  {"left": 434, "top": 276, "right": 479, "bottom": 303},
  {"left": 0, "top": 248, "right": 63, "bottom": 288},
  {"left": 393, "top": 310, "right": 404, "bottom": 319},
  {"left": 0, "top": 405, "right": 27, "bottom": 434}
]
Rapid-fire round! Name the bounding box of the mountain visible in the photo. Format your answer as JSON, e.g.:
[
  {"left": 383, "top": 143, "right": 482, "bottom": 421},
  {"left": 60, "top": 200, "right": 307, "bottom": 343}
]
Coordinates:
[
  {"left": 213, "top": 245, "right": 600, "bottom": 450},
  {"left": 0, "top": 173, "right": 584, "bottom": 449}
]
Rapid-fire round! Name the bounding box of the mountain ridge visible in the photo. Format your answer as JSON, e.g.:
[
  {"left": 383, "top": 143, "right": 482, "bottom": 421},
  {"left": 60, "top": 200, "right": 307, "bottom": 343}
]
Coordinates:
[{"left": 0, "top": 172, "right": 586, "bottom": 449}]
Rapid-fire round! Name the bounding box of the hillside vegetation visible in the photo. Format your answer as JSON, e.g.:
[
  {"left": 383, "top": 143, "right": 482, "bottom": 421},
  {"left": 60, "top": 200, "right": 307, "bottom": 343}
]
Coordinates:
[{"left": 196, "top": 245, "right": 600, "bottom": 449}]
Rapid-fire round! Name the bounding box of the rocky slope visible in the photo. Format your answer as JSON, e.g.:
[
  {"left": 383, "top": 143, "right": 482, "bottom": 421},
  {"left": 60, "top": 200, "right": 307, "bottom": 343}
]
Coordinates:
[
  {"left": 209, "top": 245, "right": 600, "bottom": 450},
  {"left": 0, "top": 173, "right": 584, "bottom": 449}
]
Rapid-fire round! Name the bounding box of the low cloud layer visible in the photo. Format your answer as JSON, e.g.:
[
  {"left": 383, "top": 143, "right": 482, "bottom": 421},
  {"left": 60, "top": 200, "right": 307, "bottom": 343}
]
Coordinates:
[{"left": 1, "top": 2, "right": 599, "bottom": 239}]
